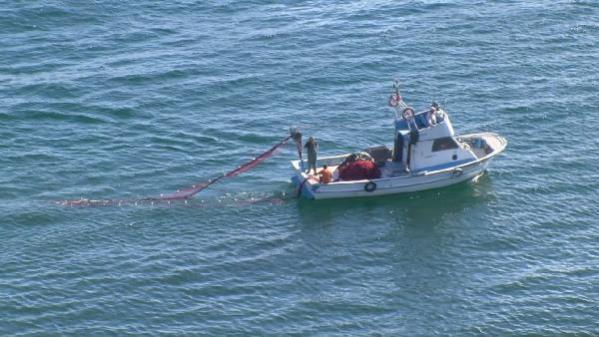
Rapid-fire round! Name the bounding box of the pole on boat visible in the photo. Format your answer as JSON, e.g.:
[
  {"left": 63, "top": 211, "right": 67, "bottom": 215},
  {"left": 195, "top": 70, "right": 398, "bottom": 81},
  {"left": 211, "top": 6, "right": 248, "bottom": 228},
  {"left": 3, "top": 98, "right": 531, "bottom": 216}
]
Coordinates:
[
  {"left": 390, "top": 80, "right": 416, "bottom": 173},
  {"left": 289, "top": 127, "right": 303, "bottom": 170},
  {"left": 289, "top": 127, "right": 307, "bottom": 198}
]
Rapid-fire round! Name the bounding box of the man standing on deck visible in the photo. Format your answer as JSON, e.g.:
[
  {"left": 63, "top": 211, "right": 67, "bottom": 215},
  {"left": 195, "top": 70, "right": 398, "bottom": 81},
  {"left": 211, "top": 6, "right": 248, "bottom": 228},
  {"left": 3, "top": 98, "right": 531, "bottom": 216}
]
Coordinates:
[{"left": 304, "top": 136, "right": 318, "bottom": 174}]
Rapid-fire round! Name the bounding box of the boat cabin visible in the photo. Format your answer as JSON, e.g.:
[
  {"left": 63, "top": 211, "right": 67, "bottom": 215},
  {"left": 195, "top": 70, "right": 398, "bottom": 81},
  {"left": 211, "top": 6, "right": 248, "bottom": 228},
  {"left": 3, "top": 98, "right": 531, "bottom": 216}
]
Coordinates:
[{"left": 391, "top": 107, "right": 477, "bottom": 173}]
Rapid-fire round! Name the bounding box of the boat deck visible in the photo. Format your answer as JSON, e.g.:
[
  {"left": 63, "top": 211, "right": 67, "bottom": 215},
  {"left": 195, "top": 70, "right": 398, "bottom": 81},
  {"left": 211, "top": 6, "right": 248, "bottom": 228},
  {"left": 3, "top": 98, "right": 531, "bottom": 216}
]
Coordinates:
[
  {"left": 303, "top": 160, "right": 410, "bottom": 184},
  {"left": 294, "top": 132, "right": 507, "bottom": 191},
  {"left": 379, "top": 161, "right": 410, "bottom": 178}
]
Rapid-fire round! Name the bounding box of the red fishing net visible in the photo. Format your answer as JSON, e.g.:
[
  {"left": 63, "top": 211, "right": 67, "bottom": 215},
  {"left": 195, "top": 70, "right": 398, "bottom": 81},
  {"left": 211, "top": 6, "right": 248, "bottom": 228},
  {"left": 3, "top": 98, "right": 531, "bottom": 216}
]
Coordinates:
[
  {"left": 58, "top": 135, "right": 291, "bottom": 206},
  {"left": 338, "top": 160, "right": 381, "bottom": 181}
]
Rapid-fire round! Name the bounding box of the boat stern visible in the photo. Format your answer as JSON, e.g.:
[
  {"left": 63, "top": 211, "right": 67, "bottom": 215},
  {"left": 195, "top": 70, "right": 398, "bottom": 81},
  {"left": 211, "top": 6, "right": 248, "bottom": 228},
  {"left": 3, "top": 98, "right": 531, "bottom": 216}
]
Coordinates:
[{"left": 290, "top": 160, "right": 319, "bottom": 199}]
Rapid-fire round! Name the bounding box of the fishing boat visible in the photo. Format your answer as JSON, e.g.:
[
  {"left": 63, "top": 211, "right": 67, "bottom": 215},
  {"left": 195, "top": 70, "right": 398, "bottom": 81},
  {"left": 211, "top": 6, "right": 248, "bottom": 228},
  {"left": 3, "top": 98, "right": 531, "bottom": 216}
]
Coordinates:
[{"left": 290, "top": 84, "right": 507, "bottom": 199}]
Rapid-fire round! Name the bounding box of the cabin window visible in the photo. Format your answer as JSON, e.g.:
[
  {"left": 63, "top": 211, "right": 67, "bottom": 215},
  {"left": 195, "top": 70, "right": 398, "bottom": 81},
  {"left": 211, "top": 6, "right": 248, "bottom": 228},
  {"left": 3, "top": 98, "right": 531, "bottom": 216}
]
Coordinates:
[{"left": 432, "top": 137, "right": 459, "bottom": 152}]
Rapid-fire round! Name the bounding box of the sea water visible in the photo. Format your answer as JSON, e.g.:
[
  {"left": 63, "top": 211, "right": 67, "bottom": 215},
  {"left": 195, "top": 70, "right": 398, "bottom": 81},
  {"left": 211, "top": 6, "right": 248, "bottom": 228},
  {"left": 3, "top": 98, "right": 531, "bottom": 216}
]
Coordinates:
[{"left": 1, "top": 1, "right": 598, "bottom": 335}]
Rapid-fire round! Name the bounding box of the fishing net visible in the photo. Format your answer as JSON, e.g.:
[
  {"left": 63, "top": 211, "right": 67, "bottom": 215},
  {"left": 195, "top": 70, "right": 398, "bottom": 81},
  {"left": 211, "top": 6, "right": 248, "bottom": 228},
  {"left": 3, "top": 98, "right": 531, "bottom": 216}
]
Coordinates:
[
  {"left": 58, "top": 135, "right": 292, "bottom": 207},
  {"left": 156, "top": 135, "right": 292, "bottom": 200}
]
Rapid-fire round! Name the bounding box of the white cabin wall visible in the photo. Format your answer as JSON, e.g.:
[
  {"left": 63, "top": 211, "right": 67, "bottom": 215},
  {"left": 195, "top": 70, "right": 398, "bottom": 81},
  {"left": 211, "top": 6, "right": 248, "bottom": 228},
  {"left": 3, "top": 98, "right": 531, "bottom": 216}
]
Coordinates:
[
  {"left": 417, "top": 117, "right": 455, "bottom": 141},
  {"left": 410, "top": 140, "right": 476, "bottom": 171}
]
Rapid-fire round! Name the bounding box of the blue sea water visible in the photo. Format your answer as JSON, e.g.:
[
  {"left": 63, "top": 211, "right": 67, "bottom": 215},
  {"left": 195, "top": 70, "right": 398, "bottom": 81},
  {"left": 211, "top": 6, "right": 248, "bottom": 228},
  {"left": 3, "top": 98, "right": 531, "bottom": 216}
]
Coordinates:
[{"left": 1, "top": 1, "right": 598, "bottom": 335}]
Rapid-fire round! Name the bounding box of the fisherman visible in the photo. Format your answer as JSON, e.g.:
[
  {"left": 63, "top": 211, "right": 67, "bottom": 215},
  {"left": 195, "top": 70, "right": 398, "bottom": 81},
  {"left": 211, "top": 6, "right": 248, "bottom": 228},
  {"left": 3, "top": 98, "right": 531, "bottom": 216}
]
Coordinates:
[
  {"left": 318, "top": 165, "right": 332, "bottom": 184},
  {"left": 427, "top": 104, "right": 438, "bottom": 126},
  {"left": 304, "top": 136, "right": 318, "bottom": 174},
  {"left": 431, "top": 102, "right": 444, "bottom": 123}
]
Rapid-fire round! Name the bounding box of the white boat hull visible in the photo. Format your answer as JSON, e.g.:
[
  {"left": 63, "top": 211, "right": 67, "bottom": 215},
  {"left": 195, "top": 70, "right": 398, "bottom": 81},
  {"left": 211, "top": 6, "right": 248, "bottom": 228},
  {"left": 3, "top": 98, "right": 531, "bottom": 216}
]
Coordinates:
[{"left": 291, "top": 132, "right": 506, "bottom": 200}]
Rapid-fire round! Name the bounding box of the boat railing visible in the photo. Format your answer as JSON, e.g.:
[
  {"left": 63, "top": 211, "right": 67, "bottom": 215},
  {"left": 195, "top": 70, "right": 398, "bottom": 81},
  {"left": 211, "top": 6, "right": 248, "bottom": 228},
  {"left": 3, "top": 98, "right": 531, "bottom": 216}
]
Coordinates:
[{"left": 395, "top": 109, "right": 446, "bottom": 131}]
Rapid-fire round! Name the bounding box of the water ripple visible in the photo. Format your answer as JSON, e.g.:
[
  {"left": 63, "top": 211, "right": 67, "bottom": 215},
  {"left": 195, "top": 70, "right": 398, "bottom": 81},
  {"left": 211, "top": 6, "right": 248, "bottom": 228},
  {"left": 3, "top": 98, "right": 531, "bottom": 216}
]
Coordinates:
[{"left": 2, "top": 0, "right": 599, "bottom": 335}]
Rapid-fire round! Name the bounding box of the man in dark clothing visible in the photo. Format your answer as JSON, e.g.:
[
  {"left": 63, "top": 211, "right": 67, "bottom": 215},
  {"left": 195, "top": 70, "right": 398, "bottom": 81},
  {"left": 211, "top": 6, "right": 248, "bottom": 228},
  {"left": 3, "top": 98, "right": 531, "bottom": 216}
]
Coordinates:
[{"left": 304, "top": 137, "right": 318, "bottom": 174}]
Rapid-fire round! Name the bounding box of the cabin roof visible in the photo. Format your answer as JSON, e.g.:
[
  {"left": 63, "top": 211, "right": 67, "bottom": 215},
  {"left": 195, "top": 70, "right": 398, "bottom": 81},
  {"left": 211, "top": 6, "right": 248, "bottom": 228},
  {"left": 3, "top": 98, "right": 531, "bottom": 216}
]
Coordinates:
[{"left": 395, "top": 108, "right": 455, "bottom": 141}]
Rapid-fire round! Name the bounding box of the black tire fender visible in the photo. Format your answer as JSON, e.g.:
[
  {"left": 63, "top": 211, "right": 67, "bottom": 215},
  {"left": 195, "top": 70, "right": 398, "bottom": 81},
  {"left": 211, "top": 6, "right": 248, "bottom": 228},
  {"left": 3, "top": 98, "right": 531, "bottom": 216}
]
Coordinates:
[
  {"left": 364, "top": 181, "right": 377, "bottom": 192},
  {"left": 451, "top": 168, "right": 463, "bottom": 178}
]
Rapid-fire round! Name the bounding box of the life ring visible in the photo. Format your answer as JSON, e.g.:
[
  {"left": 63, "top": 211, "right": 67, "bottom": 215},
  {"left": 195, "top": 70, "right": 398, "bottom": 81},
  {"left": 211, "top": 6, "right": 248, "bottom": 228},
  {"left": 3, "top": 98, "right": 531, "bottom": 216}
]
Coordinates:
[
  {"left": 364, "top": 181, "right": 377, "bottom": 192},
  {"left": 402, "top": 107, "right": 415, "bottom": 120},
  {"left": 451, "top": 168, "right": 463, "bottom": 178}
]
